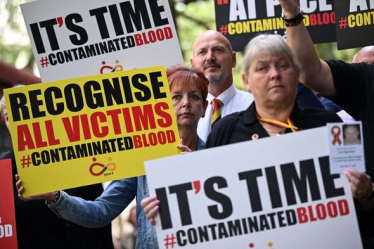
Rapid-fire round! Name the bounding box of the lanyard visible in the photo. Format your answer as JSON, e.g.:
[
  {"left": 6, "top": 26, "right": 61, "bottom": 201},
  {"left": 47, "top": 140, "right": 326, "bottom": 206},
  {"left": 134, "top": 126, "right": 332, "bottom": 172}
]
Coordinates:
[{"left": 255, "top": 112, "right": 298, "bottom": 133}]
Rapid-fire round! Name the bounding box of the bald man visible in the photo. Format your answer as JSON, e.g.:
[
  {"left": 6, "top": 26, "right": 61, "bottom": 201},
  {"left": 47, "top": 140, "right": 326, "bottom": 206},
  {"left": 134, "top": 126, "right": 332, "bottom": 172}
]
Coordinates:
[
  {"left": 353, "top": 46, "right": 374, "bottom": 64},
  {"left": 191, "top": 30, "right": 254, "bottom": 141}
]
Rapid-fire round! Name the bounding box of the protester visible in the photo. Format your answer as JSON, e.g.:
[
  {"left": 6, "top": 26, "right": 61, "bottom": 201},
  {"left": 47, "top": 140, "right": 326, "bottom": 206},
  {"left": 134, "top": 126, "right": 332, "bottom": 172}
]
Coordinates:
[
  {"left": 141, "top": 31, "right": 256, "bottom": 221},
  {"left": 207, "top": 32, "right": 373, "bottom": 215},
  {"left": 191, "top": 30, "right": 337, "bottom": 142},
  {"left": 204, "top": 34, "right": 341, "bottom": 143},
  {"left": 191, "top": 30, "right": 253, "bottom": 142},
  {"left": 278, "top": 0, "right": 374, "bottom": 247},
  {"left": 16, "top": 65, "right": 208, "bottom": 249},
  {"left": 141, "top": 34, "right": 344, "bottom": 223},
  {"left": 0, "top": 92, "right": 113, "bottom": 249}
]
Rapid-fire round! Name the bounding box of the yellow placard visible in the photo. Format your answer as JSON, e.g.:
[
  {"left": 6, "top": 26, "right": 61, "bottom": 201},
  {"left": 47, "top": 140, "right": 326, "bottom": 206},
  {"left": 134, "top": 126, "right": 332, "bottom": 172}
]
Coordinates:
[{"left": 5, "top": 66, "right": 180, "bottom": 196}]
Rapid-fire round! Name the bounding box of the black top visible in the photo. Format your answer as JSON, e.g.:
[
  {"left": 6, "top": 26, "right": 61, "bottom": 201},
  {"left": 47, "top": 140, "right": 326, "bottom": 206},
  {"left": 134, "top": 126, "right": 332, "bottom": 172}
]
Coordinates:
[
  {"left": 326, "top": 60, "right": 374, "bottom": 177},
  {"left": 0, "top": 150, "right": 113, "bottom": 249},
  {"left": 206, "top": 101, "right": 341, "bottom": 147},
  {"left": 326, "top": 60, "right": 374, "bottom": 243}
]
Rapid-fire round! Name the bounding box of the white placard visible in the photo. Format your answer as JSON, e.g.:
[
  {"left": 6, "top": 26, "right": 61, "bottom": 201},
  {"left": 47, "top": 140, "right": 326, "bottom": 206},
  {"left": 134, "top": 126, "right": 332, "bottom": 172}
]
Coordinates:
[
  {"left": 21, "top": 0, "right": 183, "bottom": 82},
  {"left": 328, "top": 122, "right": 365, "bottom": 174},
  {"left": 145, "top": 127, "right": 362, "bottom": 249}
]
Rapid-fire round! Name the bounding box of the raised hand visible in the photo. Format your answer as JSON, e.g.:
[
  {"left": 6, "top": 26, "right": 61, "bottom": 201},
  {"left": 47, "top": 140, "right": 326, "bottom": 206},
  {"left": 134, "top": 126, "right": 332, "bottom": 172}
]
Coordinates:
[
  {"left": 345, "top": 168, "right": 373, "bottom": 200},
  {"left": 278, "top": 0, "right": 300, "bottom": 18}
]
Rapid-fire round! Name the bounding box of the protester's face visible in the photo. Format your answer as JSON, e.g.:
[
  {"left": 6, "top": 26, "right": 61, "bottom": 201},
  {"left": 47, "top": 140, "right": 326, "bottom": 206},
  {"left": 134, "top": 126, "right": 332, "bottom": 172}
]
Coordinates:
[
  {"left": 171, "top": 83, "right": 207, "bottom": 128},
  {"left": 191, "top": 32, "right": 236, "bottom": 84},
  {"left": 2, "top": 107, "right": 10, "bottom": 131},
  {"left": 344, "top": 126, "right": 360, "bottom": 144},
  {"left": 243, "top": 53, "right": 299, "bottom": 107}
]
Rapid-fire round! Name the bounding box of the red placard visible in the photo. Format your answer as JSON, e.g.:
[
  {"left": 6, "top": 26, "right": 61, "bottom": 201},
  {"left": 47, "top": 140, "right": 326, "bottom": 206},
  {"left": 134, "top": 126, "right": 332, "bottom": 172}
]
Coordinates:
[{"left": 0, "top": 159, "right": 18, "bottom": 249}]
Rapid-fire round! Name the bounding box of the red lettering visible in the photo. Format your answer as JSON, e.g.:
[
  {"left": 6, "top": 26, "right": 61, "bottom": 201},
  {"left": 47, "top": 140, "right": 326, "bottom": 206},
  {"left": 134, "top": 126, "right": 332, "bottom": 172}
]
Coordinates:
[
  {"left": 62, "top": 116, "right": 81, "bottom": 142},
  {"left": 322, "top": 13, "right": 330, "bottom": 24},
  {"left": 141, "top": 134, "right": 150, "bottom": 147},
  {"left": 45, "top": 120, "right": 60, "bottom": 146},
  {"left": 331, "top": 12, "right": 336, "bottom": 24},
  {"left": 134, "top": 28, "right": 172, "bottom": 47},
  {"left": 310, "top": 14, "right": 317, "bottom": 25},
  {"left": 316, "top": 204, "right": 327, "bottom": 220},
  {"left": 164, "top": 27, "right": 173, "bottom": 39},
  {"left": 107, "top": 109, "right": 122, "bottom": 135},
  {"left": 81, "top": 114, "right": 92, "bottom": 139},
  {"left": 122, "top": 108, "right": 134, "bottom": 133},
  {"left": 308, "top": 13, "right": 334, "bottom": 26},
  {"left": 155, "top": 102, "right": 172, "bottom": 127},
  {"left": 296, "top": 207, "right": 308, "bottom": 223},
  {"left": 338, "top": 199, "right": 350, "bottom": 216},
  {"left": 148, "top": 132, "right": 157, "bottom": 146},
  {"left": 156, "top": 29, "right": 165, "bottom": 41},
  {"left": 132, "top": 131, "right": 174, "bottom": 149},
  {"left": 307, "top": 206, "right": 317, "bottom": 221},
  {"left": 148, "top": 31, "right": 156, "bottom": 43},
  {"left": 17, "top": 124, "right": 35, "bottom": 151},
  {"left": 91, "top": 112, "right": 109, "bottom": 138},
  {"left": 133, "top": 135, "right": 142, "bottom": 148},
  {"left": 32, "top": 123, "right": 48, "bottom": 148},
  {"left": 134, "top": 34, "right": 143, "bottom": 46},
  {"left": 132, "top": 104, "right": 156, "bottom": 131},
  {"left": 296, "top": 199, "right": 349, "bottom": 224},
  {"left": 327, "top": 201, "right": 338, "bottom": 218},
  {"left": 142, "top": 32, "right": 150, "bottom": 44},
  {"left": 166, "top": 130, "right": 176, "bottom": 143},
  {"left": 157, "top": 131, "right": 166, "bottom": 144}
]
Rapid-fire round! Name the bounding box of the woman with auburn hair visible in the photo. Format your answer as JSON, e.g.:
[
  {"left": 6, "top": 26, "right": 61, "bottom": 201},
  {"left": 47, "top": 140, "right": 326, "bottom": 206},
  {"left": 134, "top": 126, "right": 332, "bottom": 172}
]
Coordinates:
[
  {"left": 167, "top": 65, "right": 208, "bottom": 152},
  {"left": 16, "top": 65, "right": 208, "bottom": 249}
]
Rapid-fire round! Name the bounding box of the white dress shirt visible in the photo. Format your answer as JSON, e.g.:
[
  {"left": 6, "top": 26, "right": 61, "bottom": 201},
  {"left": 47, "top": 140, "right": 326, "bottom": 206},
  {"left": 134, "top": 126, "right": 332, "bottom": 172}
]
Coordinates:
[{"left": 197, "top": 84, "right": 253, "bottom": 142}]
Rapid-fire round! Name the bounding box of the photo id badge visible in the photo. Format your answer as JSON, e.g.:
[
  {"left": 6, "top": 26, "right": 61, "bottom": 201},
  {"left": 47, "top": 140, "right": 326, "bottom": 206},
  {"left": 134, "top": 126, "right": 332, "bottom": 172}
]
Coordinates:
[{"left": 327, "top": 121, "right": 365, "bottom": 174}]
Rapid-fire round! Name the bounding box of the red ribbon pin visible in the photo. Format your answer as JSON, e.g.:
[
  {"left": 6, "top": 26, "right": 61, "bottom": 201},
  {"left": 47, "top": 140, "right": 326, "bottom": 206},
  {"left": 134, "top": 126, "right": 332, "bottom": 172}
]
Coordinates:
[{"left": 331, "top": 125, "right": 342, "bottom": 145}]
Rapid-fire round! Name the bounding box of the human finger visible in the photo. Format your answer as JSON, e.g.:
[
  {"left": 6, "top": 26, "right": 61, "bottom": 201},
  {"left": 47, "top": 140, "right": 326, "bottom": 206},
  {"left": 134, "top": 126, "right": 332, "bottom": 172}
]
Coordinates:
[
  {"left": 345, "top": 169, "right": 372, "bottom": 198},
  {"left": 146, "top": 205, "right": 160, "bottom": 222},
  {"left": 141, "top": 196, "right": 155, "bottom": 208},
  {"left": 141, "top": 196, "right": 160, "bottom": 216},
  {"left": 177, "top": 144, "right": 192, "bottom": 153}
]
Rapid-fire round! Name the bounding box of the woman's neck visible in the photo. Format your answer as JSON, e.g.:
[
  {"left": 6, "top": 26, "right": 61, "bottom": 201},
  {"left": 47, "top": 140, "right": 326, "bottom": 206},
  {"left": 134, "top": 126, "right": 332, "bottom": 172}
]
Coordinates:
[
  {"left": 256, "top": 102, "right": 294, "bottom": 123},
  {"left": 179, "top": 127, "right": 199, "bottom": 151},
  {"left": 256, "top": 102, "right": 295, "bottom": 136}
]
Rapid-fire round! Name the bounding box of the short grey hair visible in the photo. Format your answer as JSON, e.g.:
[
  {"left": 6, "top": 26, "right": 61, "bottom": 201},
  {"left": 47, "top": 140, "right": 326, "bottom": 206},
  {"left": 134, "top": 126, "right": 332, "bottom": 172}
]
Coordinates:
[
  {"left": 241, "top": 34, "right": 300, "bottom": 75},
  {"left": 0, "top": 95, "right": 5, "bottom": 116}
]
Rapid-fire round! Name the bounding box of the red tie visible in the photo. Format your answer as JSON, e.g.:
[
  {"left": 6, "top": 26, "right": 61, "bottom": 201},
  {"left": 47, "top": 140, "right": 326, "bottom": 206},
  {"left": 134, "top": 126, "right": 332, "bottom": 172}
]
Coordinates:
[{"left": 211, "top": 98, "right": 222, "bottom": 127}]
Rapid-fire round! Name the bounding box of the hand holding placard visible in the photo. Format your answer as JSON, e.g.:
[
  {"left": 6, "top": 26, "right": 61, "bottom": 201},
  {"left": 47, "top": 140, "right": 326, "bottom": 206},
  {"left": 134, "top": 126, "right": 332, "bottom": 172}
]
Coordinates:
[
  {"left": 141, "top": 196, "right": 160, "bottom": 225},
  {"left": 15, "top": 174, "right": 55, "bottom": 202}
]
